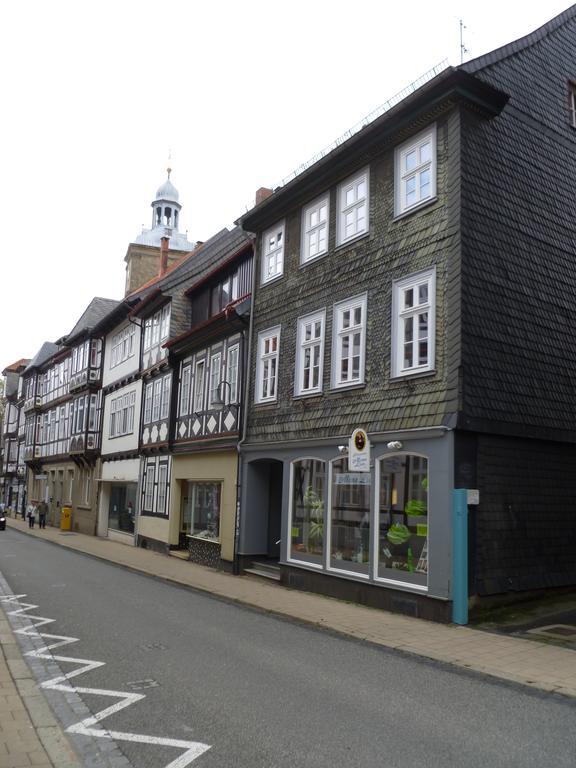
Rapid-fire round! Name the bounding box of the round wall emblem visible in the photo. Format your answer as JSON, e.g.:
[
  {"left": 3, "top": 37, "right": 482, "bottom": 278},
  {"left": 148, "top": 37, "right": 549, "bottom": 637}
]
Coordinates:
[{"left": 354, "top": 430, "right": 366, "bottom": 451}]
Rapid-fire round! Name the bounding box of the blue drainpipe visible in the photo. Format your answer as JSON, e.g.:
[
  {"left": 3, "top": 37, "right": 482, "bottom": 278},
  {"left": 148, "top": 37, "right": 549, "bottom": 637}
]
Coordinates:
[{"left": 452, "top": 489, "right": 469, "bottom": 625}]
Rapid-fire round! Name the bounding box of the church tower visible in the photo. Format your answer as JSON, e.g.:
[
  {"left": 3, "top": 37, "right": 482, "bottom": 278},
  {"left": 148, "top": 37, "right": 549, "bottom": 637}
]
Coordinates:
[{"left": 124, "top": 168, "right": 195, "bottom": 295}]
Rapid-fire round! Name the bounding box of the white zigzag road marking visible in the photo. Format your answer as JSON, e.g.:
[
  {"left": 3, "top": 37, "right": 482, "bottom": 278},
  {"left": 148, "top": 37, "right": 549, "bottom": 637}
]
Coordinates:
[{"left": 1, "top": 594, "right": 211, "bottom": 767}]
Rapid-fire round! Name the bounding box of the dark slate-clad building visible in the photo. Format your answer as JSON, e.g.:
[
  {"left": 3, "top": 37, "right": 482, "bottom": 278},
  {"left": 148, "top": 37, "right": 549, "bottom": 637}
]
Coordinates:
[{"left": 237, "top": 7, "right": 576, "bottom": 621}]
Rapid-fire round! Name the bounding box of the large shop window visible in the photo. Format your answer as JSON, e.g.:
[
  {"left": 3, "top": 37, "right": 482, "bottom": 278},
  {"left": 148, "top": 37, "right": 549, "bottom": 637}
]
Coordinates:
[
  {"left": 377, "top": 454, "right": 428, "bottom": 586},
  {"left": 290, "top": 459, "right": 326, "bottom": 566},
  {"left": 330, "top": 458, "right": 371, "bottom": 575},
  {"left": 108, "top": 483, "right": 136, "bottom": 534},
  {"left": 185, "top": 482, "right": 221, "bottom": 541}
]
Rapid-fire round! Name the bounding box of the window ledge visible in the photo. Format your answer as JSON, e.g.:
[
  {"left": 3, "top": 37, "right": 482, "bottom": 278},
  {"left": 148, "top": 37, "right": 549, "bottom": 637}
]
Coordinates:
[
  {"left": 254, "top": 399, "right": 278, "bottom": 407},
  {"left": 299, "top": 251, "right": 329, "bottom": 269},
  {"left": 293, "top": 391, "right": 323, "bottom": 400},
  {"left": 260, "top": 273, "right": 284, "bottom": 288},
  {"left": 186, "top": 534, "right": 220, "bottom": 544},
  {"left": 393, "top": 196, "right": 438, "bottom": 222},
  {"left": 334, "top": 231, "right": 370, "bottom": 252},
  {"left": 390, "top": 369, "right": 436, "bottom": 382},
  {"left": 330, "top": 382, "right": 366, "bottom": 393}
]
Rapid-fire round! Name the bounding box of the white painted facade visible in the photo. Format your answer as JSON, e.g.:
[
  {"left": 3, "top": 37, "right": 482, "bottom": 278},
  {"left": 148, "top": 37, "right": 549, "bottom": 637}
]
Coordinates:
[
  {"left": 101, "top": 380, "right": 143, "bottom": 456},
  {"left": 102, "top": 321, "right": 141, "bottom": 387}
]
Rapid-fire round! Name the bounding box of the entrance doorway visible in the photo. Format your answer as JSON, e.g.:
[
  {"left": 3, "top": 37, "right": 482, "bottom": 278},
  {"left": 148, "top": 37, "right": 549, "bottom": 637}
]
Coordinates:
[{"left": 243, "top": 459, "right": 284, "bottom": 561}]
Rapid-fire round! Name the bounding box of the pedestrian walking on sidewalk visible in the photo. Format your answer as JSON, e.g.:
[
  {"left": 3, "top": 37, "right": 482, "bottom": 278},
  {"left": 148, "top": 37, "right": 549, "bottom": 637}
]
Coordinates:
[
  {"left": 38, "top": 502, "right": 47, "bottom": 529},
  {"left": 26, "top": 505, "right": 36, "bottom": 528}
]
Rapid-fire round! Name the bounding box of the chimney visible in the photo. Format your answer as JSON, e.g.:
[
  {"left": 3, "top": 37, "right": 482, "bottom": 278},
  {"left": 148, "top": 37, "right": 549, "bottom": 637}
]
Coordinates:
[
  {"left": 255, "top": 187, "right": 273, "bottom": 205},
  {"left": 160, "top": 235, "right": 169, "bottom": 275}
]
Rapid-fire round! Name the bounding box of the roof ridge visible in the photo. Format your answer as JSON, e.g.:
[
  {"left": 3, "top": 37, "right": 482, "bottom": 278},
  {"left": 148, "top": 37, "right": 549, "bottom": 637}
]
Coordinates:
[{"left": 461, "top": 4, "right": 576, "bottom": 74}]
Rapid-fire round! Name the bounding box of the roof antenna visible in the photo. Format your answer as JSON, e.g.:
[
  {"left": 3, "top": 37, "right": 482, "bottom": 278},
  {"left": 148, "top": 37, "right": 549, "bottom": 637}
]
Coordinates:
[{"left": 459, "top": 19, "right": 468, "bottom": 64}]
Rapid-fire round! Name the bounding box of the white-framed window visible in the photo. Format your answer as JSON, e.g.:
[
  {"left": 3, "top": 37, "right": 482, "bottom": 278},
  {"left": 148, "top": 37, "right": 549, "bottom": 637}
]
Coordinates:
[
  {"left": 88, "top": 394, "right": 97, "bottom": 431},
  {"left": 569, "top": 82, "right": 576, "bottom": 128},
  {"left": 111, "top": 325, "right": 136, "bottom": 368},
  {"left": 395, "top": 125, "right": 437, "bottom": 216},
  {"left": 331, "top": 295, "right": 367, "bottom": 388},
  {"left": 295, "top": 310, "right": 325, "bottom": 396},
  {"left": 160, "top": 374, "right": 171, "bottom": 420},
  {"left": 157, "top": 464, "right": 168, "bottom": 515},
  {"left": 193, "top": 359, "right": 206, "bottom": 413},
  {"left": 337, "top": 169, "right": 369, "bottom": 246},
  {"left": 256, "top": 327, "right": 280, "bottom": 404},
  {"left": 152, "top": 313, "right": 160, "bottom": 346},
  {"left": 109, "top": 390, "right": 136, "bottom": 437},
  {"left": 261, "top": 222, "right": 285, "bottom": 284},
  {"left": 209, "top": 352, "right": 222, "bottom": 406},
  {"left": 160, "top": 304, "right": 171, "bottom": 340},
  {"left": 227, "top": 345, "right": 239, "bottom": 404},
  {"left": 143, "top": 463, "right": 155, "bottom": 512},
  {"left": 152, "top": 379, "right": 162, "bottom": 422},
  {"left": 143, "top": 318, "right": 152, "bottom": 351},
  {"left": 143, "top": 382, "right": 153, "bottom": 424},
  {"left": 302, "top": 195, "right": 329, "bottom": 263},
  {"left": 180, "top": 365, "right": 191, "bottom": 416},
  {"left": 391, "top": 267, "right": 436, "bottom": 378}
]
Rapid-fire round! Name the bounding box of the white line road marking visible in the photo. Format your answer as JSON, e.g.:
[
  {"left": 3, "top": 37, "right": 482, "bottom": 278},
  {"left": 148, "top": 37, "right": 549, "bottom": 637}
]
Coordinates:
[{"left": 0, "top": 594, "right": 211, "bottom": 767}]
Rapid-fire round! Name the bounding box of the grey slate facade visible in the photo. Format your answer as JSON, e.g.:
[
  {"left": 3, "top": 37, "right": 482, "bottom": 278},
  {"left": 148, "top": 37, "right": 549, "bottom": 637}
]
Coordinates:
[{"left": 238, "top": 8, "right": 576, "bottom": 619}]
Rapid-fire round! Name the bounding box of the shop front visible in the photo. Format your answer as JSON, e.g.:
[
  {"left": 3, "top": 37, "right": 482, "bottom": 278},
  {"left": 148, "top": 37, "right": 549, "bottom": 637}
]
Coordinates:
[
  {"left": 170, "top": 450, "right": 238, "bottom": 570},
  {"left": 98, "top": 458, "right": 139, "bottom": 543},
  {"left": 239, "top": 428, "right": 453, "bottom": 622}
]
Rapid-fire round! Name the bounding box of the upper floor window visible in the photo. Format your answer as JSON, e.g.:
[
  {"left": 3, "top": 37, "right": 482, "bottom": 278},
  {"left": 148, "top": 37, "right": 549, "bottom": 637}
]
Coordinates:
[
  {"left": 569, "top": 82, "right": 576, "bottom": 128},
  {"left": 332, "top": 295, "right": 367, "bottom": 389},
  {"left": 111, "top": 325, "right": 136, "bottom": 368},
  {"left": 160, "top": 374, "right": 171, "bottom": 420},
  {"left": 302, "top": 196, "right": 329, "bottom": 263},
  {"left": 391, "top": 268, "right": 436, "bottom": 378},
  {"left": 227, "top": 345, "right": 239, "bottom": 404},
  {"left": 256, "top": 327, "right": 280, "bottom": 403},
  {"left": 110, "top": 390, "right": 136, "bottom": 438},
  {"left": 337, "top": 170, "right": 369, "bottom": 246},
  {"left": 143, "top": 383, "right": 153, "bottom": 424},
  {"left": 209, "top": 352, "right": 222, "bottom": 407},
  {"left": 143, "top": 304, "right": 171, "bottom": 352},
  {"left": 295, "top": 311, "right": 325, "bottom": 396},
  {"left": 193, "top": 359, "right": 206, "bottom": 413},
  {"left": 180, "top": 365, "right": 191, "bottom": 417},
  {"left": 152, "top": 379, "right": 162, "bottom": 422},
  {"left": 395, "top": 125, "right": 436, "bottom": 216},
  {"left": 261, "top": 222, "right": 284, "bottom": 284}
]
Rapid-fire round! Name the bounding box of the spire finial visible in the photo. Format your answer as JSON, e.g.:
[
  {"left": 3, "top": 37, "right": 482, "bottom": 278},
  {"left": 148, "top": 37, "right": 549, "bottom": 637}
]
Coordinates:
[{"left": 167, "top": 148, "right": 172, "bottom": 179}]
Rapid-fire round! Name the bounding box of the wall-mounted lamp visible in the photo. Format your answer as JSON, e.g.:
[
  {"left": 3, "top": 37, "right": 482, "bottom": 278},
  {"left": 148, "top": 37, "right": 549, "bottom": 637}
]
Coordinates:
[
  {"left": 212, "top": 381, "right": 237, "bottom": 410},
  {"left": 387, "top": 440, "right": 403, "bottom": 450},
  {"left": 337, "top": 445, "right": 348, "bottom": 454}
]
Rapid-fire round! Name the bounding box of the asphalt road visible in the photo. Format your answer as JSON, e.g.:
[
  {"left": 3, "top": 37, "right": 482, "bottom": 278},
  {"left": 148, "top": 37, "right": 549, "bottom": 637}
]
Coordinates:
[{"left": 1, "top": 528, "right": 575, "bottom": 768}]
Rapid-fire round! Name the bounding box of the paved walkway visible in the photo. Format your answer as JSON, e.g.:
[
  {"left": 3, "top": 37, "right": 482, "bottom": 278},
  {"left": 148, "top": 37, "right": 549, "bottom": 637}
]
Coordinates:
[{"left": 1, "top": 515, "right": 576, "bottom": 765}]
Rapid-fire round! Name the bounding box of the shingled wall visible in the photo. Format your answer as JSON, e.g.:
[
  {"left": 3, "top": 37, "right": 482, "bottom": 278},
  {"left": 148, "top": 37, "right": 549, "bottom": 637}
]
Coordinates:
[
  {"left": 459, "top": 12, "right": 576, "bottom": 441},
  {"left": 246, "top": 110, "right": 462, "bottom": 444}
]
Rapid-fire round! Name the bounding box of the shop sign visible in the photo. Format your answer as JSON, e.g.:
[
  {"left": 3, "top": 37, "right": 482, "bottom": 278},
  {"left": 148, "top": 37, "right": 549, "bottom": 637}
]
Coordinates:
[
  {"left": 335, "top": 473, "right": 372, "bottom": 486},
  {"left": 349, "top": 428, "right": 370, "bottom": 472},
  {"left": 467, "top": 489, "right": 480, "bottom": 505}
]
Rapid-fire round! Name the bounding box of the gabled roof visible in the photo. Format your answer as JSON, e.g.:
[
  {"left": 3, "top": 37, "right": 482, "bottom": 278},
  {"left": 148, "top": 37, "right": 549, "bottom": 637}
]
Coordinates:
[
  {"left": 2, "top": 359, "right": 31, "bottom": 375},
  {"left": 461, "top": 5, "right": 576, "bottom": 74},
  {"left": 64, "top": 297, "right": 121, "bottom": 344},
  {"left": 23, "top": 342, "right": 60, "bottom": 373}
]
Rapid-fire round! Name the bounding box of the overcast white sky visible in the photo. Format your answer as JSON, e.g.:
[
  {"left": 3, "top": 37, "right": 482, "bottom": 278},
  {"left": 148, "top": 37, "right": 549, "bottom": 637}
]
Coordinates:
[{"left": 1, "top": 0, "right": 571, "bottom": 370}]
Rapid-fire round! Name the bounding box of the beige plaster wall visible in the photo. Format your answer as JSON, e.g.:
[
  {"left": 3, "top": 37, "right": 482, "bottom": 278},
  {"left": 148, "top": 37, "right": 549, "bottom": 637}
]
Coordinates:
[
  {"left": 137, "top": 514, "right": 171, "bottom": 546},
  {"left": 171, "top": 451, "right": 238, "bottom": 561}
]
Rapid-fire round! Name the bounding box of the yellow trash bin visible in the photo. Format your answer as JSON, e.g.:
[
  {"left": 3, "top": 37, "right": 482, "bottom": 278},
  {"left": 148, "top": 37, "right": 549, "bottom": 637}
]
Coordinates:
[{"left": 60, "top": 506, "right": 72, "bottom": 531}]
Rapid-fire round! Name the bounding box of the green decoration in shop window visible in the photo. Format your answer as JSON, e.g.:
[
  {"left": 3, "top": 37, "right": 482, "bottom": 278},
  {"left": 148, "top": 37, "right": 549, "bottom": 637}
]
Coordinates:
[
  {"left": 303, "top": 486, "right": 324, "bottom": 542},
  {"left": 404, "top": 499, "right": 427, "bottom": 517},
  {"left": 387, "top": 523, "right": 411, "bottom": 545}
]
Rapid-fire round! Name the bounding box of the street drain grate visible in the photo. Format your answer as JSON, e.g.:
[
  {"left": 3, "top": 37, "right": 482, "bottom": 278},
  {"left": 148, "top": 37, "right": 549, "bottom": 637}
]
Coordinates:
[{"left": 527, "top": 624, "right": 576, "bottom": 639}]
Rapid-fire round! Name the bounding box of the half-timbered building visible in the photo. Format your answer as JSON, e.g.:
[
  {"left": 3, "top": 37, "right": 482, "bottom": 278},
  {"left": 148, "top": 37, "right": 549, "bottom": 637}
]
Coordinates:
[
  {"left": 1, "top": 359, "right": 30, "bottom": 514},
  {"left": 165, "top": 229, "right": 252, "bottom": 568},
  {"left": 238, "top": 8, "right": 576, "bottom": 621}
]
